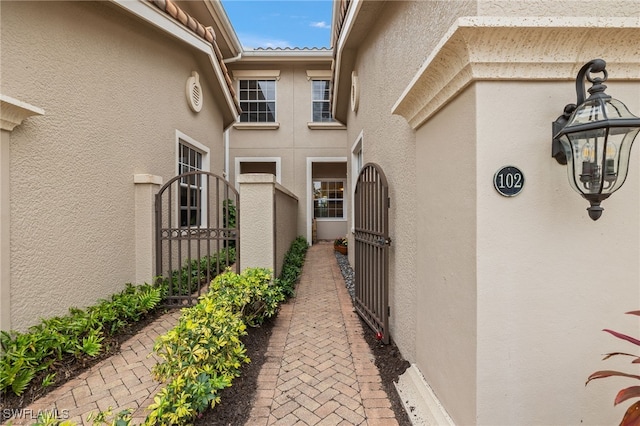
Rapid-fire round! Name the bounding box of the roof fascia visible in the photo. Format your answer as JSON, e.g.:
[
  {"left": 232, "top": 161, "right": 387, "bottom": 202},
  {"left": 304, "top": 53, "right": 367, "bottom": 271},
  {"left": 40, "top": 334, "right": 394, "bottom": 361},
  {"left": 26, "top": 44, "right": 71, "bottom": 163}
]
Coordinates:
[
  {"left": 238, "top": 50, "right": 333, "bottom": 62},
  {"left": 110, "top": 0, "right": 239, "bottom": 128},
  {"left": 204, "top": 0, "right": 243, "bottom": 56}
]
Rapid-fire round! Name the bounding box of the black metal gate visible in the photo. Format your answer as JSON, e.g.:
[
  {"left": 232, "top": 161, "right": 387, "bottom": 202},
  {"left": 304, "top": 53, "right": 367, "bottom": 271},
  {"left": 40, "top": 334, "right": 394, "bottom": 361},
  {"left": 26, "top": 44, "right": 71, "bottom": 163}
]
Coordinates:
[
  {"left": 155, "top": 171, "right": 239, "bottom": 307},
  {"left": 354, "top": 163, "right": 391, "bottom": 344}
]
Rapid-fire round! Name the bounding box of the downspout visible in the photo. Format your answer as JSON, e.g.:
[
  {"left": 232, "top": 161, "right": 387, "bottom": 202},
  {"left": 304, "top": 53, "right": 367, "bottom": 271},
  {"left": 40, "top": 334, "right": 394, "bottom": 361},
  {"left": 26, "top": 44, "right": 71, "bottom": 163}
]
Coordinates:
[
  {"left": 224, "top": 127, "right": 230, "bottom": 180},
  {"left": 223, "top": 53, "right": 243, "bottom": 64}
]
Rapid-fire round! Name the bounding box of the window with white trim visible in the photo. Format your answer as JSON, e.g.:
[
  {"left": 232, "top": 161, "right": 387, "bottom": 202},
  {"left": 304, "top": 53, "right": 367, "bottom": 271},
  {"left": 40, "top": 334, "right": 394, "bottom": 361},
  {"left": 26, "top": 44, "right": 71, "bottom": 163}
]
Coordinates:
[
  {"left": 312, "top": 80, "right": 333, "bottom": 122},
  {"left": 313, "top": 180, "right": 345, "bottom": 219},
  {"left": 239, "top": 80, "right": 276, "bottom": 122},
  {"left": 178, "top": 142, "right": 204, "bottom": 227}
]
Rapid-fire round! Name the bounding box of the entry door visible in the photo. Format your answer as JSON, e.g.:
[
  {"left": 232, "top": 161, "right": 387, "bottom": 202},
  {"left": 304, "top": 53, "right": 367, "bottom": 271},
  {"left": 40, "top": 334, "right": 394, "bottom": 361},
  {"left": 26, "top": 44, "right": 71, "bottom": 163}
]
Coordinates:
[{"left": 354, "top": 163, "right": 390, "bottom": 344}]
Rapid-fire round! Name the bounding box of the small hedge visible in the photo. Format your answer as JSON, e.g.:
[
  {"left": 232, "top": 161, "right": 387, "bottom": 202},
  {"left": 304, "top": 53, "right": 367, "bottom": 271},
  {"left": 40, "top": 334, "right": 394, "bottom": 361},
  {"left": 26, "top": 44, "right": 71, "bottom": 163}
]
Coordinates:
[
  {"left": 26, "top": 236, "right": 309, "bottom": 426},
  {"left": 163, "top": 247, "right": 236, "bottom": 296},
  {"left": 0, "top": 283, "right": 165, "bottom": 398},
  {"left": 145, "top": 237, "right": 308, "bottom": 425}
]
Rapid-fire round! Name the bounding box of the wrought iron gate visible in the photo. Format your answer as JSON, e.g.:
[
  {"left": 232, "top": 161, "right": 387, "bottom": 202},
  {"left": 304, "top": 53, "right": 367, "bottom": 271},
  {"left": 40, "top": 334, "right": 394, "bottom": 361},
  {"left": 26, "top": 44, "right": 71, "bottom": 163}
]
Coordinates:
[
  {"left": 155, "top": 171, "right": 239, "bottom": 307},
  {"left": 354, "top": 163, "right": 391, "bottom": 344}
]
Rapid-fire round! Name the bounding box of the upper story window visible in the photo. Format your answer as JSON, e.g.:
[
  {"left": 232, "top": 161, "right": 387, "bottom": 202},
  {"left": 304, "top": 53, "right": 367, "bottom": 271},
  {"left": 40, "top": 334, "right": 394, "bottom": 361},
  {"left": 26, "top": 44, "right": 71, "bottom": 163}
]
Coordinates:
[
  {"left": 312, "top": 80, "right": 333, "bottom": 122},
  {"left": 239, "top": 79, "right": 276, "bottom": 123}
]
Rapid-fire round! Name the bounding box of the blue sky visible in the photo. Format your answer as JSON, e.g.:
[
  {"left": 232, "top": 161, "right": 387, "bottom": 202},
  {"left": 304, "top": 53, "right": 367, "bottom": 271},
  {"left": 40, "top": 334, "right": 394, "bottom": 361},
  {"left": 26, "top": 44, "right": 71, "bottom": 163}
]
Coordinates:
[{"left": 220, "top": 1, "right": 333, "bottom": 49}]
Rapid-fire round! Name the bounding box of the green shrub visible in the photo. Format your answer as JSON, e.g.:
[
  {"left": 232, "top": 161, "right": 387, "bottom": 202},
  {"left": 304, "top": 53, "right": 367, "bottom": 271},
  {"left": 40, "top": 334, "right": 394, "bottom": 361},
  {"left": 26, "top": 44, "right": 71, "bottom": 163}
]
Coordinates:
[
  {"left": 163, "top": 247, "right": 236, "bottom": 296},
  {"left": 145, "top": 237, "right": 308, "bottom": 426},
  {"left": 277, "top": 236, "right": 309, "bottom": 298},
  {"left": 0, "top": 283, "right": 165, "bottom": 397}
]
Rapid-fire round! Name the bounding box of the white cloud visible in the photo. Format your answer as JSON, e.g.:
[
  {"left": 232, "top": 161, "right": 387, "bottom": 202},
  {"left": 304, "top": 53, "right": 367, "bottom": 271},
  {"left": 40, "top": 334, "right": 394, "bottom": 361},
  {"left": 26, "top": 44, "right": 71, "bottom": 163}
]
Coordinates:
[
  {"left": 239, "top": 33, "right": 292, "bottom": 49},
  {"left": 310, "top": 21, "right": 330, "bottom": 29}
]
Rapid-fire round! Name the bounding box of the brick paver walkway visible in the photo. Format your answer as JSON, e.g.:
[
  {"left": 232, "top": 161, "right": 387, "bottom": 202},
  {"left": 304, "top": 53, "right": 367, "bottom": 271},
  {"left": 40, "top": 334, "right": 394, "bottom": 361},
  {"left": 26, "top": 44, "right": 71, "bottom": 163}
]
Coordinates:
[
  {"left": 246, "top": 242, "right": 397, "bottom": 425},
  {"left": 3, "top": 242, "right": 397, "bottom": 425}
]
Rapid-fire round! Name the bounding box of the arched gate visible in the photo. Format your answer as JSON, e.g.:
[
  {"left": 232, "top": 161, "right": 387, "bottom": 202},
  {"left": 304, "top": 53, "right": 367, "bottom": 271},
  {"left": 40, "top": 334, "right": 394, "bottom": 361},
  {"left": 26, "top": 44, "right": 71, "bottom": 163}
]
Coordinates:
[
  {"left": 354, "top": 163, "right": 391, "bottom": 344},
  {"left": 155, "top": 171, "right": 239, "bottom": 307}
]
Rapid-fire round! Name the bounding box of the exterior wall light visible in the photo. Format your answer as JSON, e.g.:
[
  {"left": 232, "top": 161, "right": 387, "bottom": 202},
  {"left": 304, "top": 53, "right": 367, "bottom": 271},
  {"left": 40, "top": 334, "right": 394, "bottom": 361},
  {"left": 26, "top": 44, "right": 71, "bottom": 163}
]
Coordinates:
[{"left": 552, "top": 59, "right": 640, "bottom": 220}]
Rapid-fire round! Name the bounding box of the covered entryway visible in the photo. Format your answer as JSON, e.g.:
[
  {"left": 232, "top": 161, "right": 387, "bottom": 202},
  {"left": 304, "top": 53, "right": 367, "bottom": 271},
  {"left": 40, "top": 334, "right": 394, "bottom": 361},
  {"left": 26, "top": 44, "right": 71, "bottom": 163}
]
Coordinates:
[
  {"left": 354, "top": 163, "right": 391, "bottom": 344},
  {"left": 307, "top": 158, "right": 348, "bottom": 242},
  {"left": 155, "top": 171, "right": 239, "bottom": 306}
]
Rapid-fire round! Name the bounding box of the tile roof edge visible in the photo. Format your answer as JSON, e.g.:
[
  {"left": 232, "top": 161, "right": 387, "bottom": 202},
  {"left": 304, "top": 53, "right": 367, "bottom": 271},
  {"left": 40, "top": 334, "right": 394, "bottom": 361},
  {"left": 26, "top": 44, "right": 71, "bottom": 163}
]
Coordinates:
[{"left": 146, "top": 0, "right": 241, "bottom": 114}]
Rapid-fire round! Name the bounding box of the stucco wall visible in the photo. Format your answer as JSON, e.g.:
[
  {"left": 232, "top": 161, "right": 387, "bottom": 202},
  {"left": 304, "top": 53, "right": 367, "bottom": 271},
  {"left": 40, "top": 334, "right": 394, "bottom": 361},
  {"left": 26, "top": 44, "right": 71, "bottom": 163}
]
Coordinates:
[
  {"left": 2, "top": 1, "right": 225, "bottom": 331},
  {"left": 474, "top": 80, "right": 640, "bottom": 425},
  {"left": 343, "top": 0, "right": 478, "bottom": 368},
  {"left": 228, "top": 63, "right": 347, "bottom": 239},
  {"left": 414, "top": 87, "right": 478, "bottom": 426},
  {"left": 477, "top": 0, "right": 640, "bottom": 16},
  {"left": 341, "top": 1, "right": 640, "bottom": 424},
  {"left": 274, "top": 184, "right": 299, "bottom": 277}
]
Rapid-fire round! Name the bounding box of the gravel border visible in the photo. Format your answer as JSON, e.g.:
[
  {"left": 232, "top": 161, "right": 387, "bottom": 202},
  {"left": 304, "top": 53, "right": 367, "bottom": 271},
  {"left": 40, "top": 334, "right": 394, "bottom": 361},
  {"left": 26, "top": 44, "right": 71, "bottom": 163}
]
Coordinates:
[{"left": 334, "top": 250, "right": 355, "bottom": 299}]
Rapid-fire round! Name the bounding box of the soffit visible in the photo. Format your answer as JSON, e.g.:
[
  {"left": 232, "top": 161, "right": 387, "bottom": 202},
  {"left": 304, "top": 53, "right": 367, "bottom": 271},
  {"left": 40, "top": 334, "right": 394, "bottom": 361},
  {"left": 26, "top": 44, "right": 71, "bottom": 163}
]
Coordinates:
[{"left": 392, "top": 16, "right": 640, "bottom": 130}]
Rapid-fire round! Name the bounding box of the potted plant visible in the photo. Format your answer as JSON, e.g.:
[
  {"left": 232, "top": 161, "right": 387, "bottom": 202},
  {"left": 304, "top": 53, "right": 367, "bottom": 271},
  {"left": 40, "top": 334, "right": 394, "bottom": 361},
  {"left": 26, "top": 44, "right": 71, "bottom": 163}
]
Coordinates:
[{"left": 334, "top": 236, "right": 348, "bottom": 255}]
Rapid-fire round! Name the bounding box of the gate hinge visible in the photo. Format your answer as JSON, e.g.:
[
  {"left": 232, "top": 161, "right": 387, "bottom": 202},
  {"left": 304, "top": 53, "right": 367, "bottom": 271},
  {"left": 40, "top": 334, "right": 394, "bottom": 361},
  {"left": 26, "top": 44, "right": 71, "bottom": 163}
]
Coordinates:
[
  {"left": 387, "top": 306, "right": 391, "bottom": 317},
  {"left": 388, "top": 197, "right": 391, "bottom": 208}
]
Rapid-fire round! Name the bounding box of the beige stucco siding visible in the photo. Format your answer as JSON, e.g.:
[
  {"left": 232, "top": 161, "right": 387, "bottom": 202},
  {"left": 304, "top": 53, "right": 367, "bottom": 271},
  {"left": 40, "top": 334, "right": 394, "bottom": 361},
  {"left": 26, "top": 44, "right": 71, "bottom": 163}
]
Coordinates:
[
  {"left": 228, "top": 63, "right": 347, "bottom": 238},
  {"left": 2, "top": 1, "right": 225, "bottom": 331},
  {"left": 474, "top": 81, "right": 640, "bottom": 425},
  {"left": 414, "top": 87, "right": 478, "bottom": 426},
  {"left": 477, "top": 0, "right": 640, "bottom": 16},
  {"left": 343, "top": 0, "right": 479, "bottom": 372}
]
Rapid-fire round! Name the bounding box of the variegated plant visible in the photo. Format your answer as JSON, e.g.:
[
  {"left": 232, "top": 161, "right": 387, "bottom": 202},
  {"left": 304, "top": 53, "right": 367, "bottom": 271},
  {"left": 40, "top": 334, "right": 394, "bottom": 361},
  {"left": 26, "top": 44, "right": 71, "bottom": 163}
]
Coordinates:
[{"left": 586, "top": 310, "right": 640, "bottom": 426}]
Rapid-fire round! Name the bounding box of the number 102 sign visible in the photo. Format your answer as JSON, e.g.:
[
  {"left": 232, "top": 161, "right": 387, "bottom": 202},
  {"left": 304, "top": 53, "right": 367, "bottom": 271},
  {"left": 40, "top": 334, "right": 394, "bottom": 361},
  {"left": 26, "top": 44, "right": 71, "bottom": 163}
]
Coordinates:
[{"left": 493, "top": 166, "right": 524, "bottom": 197}]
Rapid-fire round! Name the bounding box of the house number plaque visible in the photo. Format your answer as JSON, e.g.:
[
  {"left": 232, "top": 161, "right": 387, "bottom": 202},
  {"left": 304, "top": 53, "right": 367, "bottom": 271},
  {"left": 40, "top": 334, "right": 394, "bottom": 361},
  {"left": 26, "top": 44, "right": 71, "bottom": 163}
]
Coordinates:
[{"left": 493, "top": 166, "right": 524, "bottom": 197}]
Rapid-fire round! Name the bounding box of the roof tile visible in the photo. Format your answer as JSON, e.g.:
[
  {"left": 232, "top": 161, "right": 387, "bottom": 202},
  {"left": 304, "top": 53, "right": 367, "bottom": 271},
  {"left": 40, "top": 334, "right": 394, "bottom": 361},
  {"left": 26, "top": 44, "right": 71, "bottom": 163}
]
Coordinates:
[{"left": 146, "top": 0, "right": 241, "bottom": 114}]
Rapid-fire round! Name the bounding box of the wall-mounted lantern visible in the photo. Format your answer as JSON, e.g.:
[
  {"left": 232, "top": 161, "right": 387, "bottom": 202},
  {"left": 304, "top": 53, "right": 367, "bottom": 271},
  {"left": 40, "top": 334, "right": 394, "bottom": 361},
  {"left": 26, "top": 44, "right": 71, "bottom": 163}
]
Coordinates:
[{"left": 552, "top": 59, "right": 640, "bottom": 220}]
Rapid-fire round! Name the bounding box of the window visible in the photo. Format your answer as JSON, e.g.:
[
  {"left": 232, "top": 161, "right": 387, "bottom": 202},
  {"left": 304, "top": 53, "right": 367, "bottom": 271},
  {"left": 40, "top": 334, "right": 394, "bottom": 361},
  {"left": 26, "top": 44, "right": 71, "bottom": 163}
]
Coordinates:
[
  {"left": 312, "top": 80, "right": 332, "bottom": 122},
  {"left": 239, "top": 80, "right": 276, "bottom": 122},
  {"left": 313, "top": 180, "right": 345, "bottom": 219},
  {"left": 178, "top": 142, "right": 203, "bottom": 227}
]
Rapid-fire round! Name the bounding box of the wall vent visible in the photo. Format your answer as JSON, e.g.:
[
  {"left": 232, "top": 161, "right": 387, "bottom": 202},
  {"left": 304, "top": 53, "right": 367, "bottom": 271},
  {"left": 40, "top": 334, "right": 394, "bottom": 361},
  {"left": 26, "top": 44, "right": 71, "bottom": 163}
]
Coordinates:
[{"left": 186, "top": 71, "right": 203, "bottom": 113}]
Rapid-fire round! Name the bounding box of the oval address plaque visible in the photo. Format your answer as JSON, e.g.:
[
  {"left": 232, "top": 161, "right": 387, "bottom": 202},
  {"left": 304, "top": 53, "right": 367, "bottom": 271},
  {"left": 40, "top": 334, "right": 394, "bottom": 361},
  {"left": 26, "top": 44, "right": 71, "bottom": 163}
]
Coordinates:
[{"left": 493, "top": 166, "right": 525, "bottom": 197}]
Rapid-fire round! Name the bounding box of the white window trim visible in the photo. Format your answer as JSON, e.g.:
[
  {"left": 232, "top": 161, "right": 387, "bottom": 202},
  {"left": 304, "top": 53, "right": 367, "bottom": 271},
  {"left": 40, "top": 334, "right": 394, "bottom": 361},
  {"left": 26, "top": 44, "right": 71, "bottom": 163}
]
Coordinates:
[
  {"left": 235, "top": 77, "right": 278, "bottom": 125},
  {"left": 312, "top": 178, "right": 347, "bottom": 222},
  {"left": 232, "top": 70, "right": 281, "bottom": 81},
  {"left": 306, "top": 157, "right": 347, "bottom": 243},
  {"left": 175, "top": 130, "right": 210, "bottom": 229},
  {"left": 305, "top": 70, "right": 332, "bottom": 81},
  {"left": 234, "top": 156, "right": 282, "bottom": 189},
  {"left": 351, "top": 131, "right": 364, "bottom": 233}
]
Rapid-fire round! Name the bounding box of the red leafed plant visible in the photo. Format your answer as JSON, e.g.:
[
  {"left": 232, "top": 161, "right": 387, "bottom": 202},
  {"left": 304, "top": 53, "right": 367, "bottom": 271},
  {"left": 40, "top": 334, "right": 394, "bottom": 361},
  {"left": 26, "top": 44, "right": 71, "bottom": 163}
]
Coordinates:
[{"left": 586, "top": 310, "right": 640, "bottom": 426}]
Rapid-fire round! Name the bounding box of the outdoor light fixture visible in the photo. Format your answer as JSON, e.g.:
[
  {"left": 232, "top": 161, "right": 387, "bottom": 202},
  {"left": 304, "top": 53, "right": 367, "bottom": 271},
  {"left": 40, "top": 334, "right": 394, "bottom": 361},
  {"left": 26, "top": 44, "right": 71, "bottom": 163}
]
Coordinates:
[{"left": 552, "top": 59, "right": 640, "bottom": 220}]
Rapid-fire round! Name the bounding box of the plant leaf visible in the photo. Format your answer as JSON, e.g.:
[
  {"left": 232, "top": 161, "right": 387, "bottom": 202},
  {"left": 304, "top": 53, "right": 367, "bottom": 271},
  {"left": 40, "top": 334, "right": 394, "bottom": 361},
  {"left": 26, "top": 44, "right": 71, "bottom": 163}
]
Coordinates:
[
  {"left": 616, "top": 386, "right": 640, "bottom": 406},
  {"left": 603, "top": 352, "right": 640, "bottom": 361},
  {"left": 620, "top": 400, "right": 640, "bottom": 426},
  {"left": 604, "top": 329, "right": 640, "bottom": 347},
  {"left": 625, "top": 311, "right": 640, "bottom": 317},
  {"left": 586, "top": 370, "right": 640, "bottom": 386}
]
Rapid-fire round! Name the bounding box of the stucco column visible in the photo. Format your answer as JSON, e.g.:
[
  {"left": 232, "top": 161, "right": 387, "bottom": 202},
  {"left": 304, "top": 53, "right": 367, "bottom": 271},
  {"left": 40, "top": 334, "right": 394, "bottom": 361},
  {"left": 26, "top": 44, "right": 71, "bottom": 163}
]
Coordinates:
[
  {"left": 134, "top": 174, "right": 163, "bottom": 284},
  {"left": 238, "top": 173, "right": 275, "bottom": 273},
  {"left": 1, "top": 130, "right": 11, "bottom": 331},
  {"left": 0, "top": 95, "right": 45, "bottom": 332}
]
